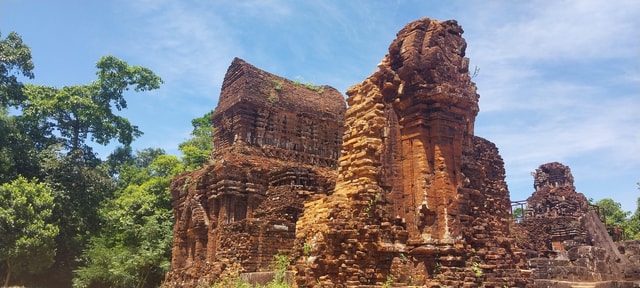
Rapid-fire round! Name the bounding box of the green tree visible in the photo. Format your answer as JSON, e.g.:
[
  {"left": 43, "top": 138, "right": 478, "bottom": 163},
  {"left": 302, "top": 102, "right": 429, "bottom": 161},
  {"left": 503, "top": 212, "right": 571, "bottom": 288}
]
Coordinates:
[
  {"left": 20, "top": 55, "right": 162, "bottom": 155},
  {"left": 73, "top": 151, "right": 183, "bottom": 288},
  {"left": 0, "top": 31, "right": 34, "bottom": 107},
  {"left": 0, "top": 177, "right": 58, "bottom": 287},
  {"left": 595, "top": 198, "right": 631, "bottom": 227},
  {"left": 105, "top": 145, "right": 135, "bottom": 176},
  {"left": 627, "top": 183, "right": 640, "bottom": 239},
  {"left": 0, "top": 107, "right": 57, "bottom": 185},
  {"left": 594, "top": 198, "right": 633, "bottom": 239},
  {"left": 0, "top": 31, "right": 41, "bottom": 185},
  {"left": 4, "top": 56, "right": 163, "bottom": 286},
  {"left": 629, "top": 198, "right": 640, "bottom": 239},
  {"left": 178, "top": 110, "right": 213, "bottom": 170},
  {"left": 512, "top": 207, "right": 525, "bottom": 223},
  {"left": 38, "top": 149, "right": 116, "bottom": 286}
]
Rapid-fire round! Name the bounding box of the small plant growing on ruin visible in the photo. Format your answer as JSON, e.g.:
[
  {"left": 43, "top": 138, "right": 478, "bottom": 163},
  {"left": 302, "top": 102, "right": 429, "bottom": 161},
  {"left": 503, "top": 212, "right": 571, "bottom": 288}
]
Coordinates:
[
  {"left": 183, "top": 176, "right": 192, "bottom": 192},
  {"left": 381, "top": 276, "right": 393, "bottom": 288},
  {"left": 471, "top": 262, "right": 483, "bottom": 278},
  {"left": 210, "top": 262, "right": 251, "bottom": 288},
  {"left": 364, "top": 193, "right": 380, "bottom": 213},
  {"left": 273, "top": 80, "right": 283, "bottom": 91},
  {"left": 303, "top": 243, "right": 311, "bottom": 256},
  {"left": 268, "top": 92, "right": 279, "bottom": 104},
  {"left": 211, "top": 255, "right": 291, "bottom": 288},
  {"left": 303, "top": 83, "right": 324, "bottom": 93},
  {"left": 432, "top": 261, "right": 442, "bottom": 277},
  {"left": 469, "top": 65, "right": 480, "bottom": 79},
  {"left": 292, "top": 79, "right": 324, "bottom": 93},
  {"left": 266, "top": 253, "right": 290, "bottom": 288}
]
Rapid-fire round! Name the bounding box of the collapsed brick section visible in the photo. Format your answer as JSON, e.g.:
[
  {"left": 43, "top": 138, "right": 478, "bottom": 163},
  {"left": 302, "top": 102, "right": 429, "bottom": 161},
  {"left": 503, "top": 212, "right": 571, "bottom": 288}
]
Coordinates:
[
  {"left": 294, "top": 18, "right": 530, "bottom": 287},
  {"left": 163, "top": 58, "right": 346, "bottom": 287},
  {"left": 514, "top": 162, "right": 640, "bottom": 286}
]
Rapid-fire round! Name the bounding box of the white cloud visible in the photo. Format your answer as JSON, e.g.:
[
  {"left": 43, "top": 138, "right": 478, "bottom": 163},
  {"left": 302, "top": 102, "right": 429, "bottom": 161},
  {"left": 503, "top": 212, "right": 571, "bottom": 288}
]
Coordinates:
[
  {"left": 472, "top": 0, "right": 640, "bottom": 63},
  {"left": 119, "top": 1, "right": 243, "bottom": 102},
  {"left": 465, "top": 0, "right": 639, "bottom": 173}
]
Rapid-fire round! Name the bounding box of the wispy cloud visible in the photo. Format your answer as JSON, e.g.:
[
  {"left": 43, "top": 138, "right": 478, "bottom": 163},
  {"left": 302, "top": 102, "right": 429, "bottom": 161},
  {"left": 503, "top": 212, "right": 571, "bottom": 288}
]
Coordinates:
[
  {"left": 112, "top": 0, "right": 639, "bottom": 210},
  {"left": 118, "top": 1, "right": 243, "bottom": 101},
  {"left": 456, "top": 0, "right": 640, "bottom": 208},
  {"left": 471, "top": 0, "right": 640, "bottom": 62}
]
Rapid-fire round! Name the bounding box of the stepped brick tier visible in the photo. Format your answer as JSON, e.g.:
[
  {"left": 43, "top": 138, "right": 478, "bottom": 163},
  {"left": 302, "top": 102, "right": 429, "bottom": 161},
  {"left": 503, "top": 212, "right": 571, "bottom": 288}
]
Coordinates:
[
  {"left": 514, "top": 162, "right": 640, "bottom": 287},
  {"left": 163, "top": 58, "right": 346, "bottom": 287},
  {"left": 293, "top": 18, "right": 531, "bottom": 287}
]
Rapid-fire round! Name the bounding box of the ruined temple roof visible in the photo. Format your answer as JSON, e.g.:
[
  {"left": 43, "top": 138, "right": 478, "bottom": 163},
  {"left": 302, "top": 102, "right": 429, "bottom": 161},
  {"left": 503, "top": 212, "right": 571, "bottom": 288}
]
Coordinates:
[
  {"left": 532, "top": 161, "right": 575, "bottom": 190},
  {"left": 527, "top": 162, "right": 588, "bottom": 216},
  {"left": 213, "top": 57, "right": 345, "bottom": 118},
  {"left": 353, "top": 18, "right": 479, "bottom": 115}
]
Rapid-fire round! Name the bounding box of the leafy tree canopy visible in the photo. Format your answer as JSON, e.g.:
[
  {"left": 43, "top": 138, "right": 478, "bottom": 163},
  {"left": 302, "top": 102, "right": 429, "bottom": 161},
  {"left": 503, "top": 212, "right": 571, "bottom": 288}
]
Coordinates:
[
  {"left": 73, "top": 151, "right": 182, "bottom": 288},
  {"left": 0, "top": 31, "right": 34, "bottom": 107},
  {"left": 627, "top": 183, "right": 640, "bottom": 239},
  {"left": 178, "top": 110, "right": 213, "bottom": 170},
  {"left": 0, "top": 107, "right": 43, "bottom": 183},
  {"left": 20, "top": 56, "right": 163, "bottom": 155},
  {"left": 593, "top": 197, "right": 639, "bottom": 240},
  {"left": 0, "top": 177, "right": 58, "bottom": 287},
  {"left": 594, "top": 198, "right": 631, "bottom": 227}
]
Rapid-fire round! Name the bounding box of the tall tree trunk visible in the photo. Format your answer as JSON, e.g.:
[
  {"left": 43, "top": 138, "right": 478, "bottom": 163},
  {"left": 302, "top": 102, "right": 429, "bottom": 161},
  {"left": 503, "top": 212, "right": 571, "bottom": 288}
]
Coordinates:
[
  {"left": 3, "top": 261, "right": 11, "bottom": 288},
  {"left": 137, "top": 265, "right": 151, "bottom": 288},
  {"left": 73, "top": 121, "right": 80, "bottom": 152}
]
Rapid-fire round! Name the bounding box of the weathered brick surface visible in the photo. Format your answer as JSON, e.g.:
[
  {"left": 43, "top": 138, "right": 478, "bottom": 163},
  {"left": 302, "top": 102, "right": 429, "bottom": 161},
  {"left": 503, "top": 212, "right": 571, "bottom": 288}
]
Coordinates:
[
  {"left": 163, "top": 58, "right": 346, "bottom": 287},
  {"left": 294, "top": 18, "right": 530, "bottom": 287}
]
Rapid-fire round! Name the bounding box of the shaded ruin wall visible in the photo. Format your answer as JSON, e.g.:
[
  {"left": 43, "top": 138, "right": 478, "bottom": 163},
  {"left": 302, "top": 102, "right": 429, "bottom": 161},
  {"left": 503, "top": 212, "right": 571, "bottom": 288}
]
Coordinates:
[{"left": 164, "top": 58, "right": 346, "bottom": 287}]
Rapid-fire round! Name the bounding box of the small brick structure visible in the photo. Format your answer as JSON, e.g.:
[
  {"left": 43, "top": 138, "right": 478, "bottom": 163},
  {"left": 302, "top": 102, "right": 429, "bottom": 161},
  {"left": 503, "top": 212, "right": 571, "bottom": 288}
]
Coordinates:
[{"left": 513, "top": 162, "right": 640, "bottom": 287}]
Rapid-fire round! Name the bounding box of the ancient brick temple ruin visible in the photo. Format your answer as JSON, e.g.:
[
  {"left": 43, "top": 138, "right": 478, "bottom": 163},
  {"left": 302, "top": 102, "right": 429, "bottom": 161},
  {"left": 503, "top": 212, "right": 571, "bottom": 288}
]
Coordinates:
[
  {"left": 164, "top": 58, "right": 346, "bottom": 286},
  {"left": 165, "top": 18, "right": 640, "bottom": 288},
  {"left": 293, "top": 18, "right": 530, "bottom": 287},
  {"left": 513, "top": 162, "right": 640, "bottom": 287}
]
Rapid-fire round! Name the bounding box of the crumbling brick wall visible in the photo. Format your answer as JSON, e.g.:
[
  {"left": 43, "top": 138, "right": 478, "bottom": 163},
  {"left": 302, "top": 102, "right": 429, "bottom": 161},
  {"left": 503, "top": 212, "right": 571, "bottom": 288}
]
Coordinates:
[
  {"left": 294, "top": 18, "right": 530, "bottom": 288},
  {"left": 164, "top": 58, "right": 346, "bottom": 287}
]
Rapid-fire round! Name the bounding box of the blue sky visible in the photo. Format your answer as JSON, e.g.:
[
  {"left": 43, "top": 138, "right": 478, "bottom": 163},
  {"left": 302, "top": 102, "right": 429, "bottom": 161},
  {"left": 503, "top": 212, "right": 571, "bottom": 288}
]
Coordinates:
[{"left": 1, "top": 0, "right": 639, "bottom": 213}]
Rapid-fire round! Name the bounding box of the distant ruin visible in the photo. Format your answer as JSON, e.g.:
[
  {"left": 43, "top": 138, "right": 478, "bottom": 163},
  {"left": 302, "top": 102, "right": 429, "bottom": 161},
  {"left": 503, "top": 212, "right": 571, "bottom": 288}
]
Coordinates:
[
  {"left": 164, "top": 18, "right": 640, "bottom": 288},
  {"left": 513, "top": 162, "right": 640, "bottom": 286}
]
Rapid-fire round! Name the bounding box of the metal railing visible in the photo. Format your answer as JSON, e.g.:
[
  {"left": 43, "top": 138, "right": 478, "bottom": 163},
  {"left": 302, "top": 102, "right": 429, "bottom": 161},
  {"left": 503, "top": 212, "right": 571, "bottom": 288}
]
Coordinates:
[
  {"left": 509, "top": 201, "right": 626, "bottom": 241},
  {"left": 510, "top": 200, "right": 527, "bottom": 223}
]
